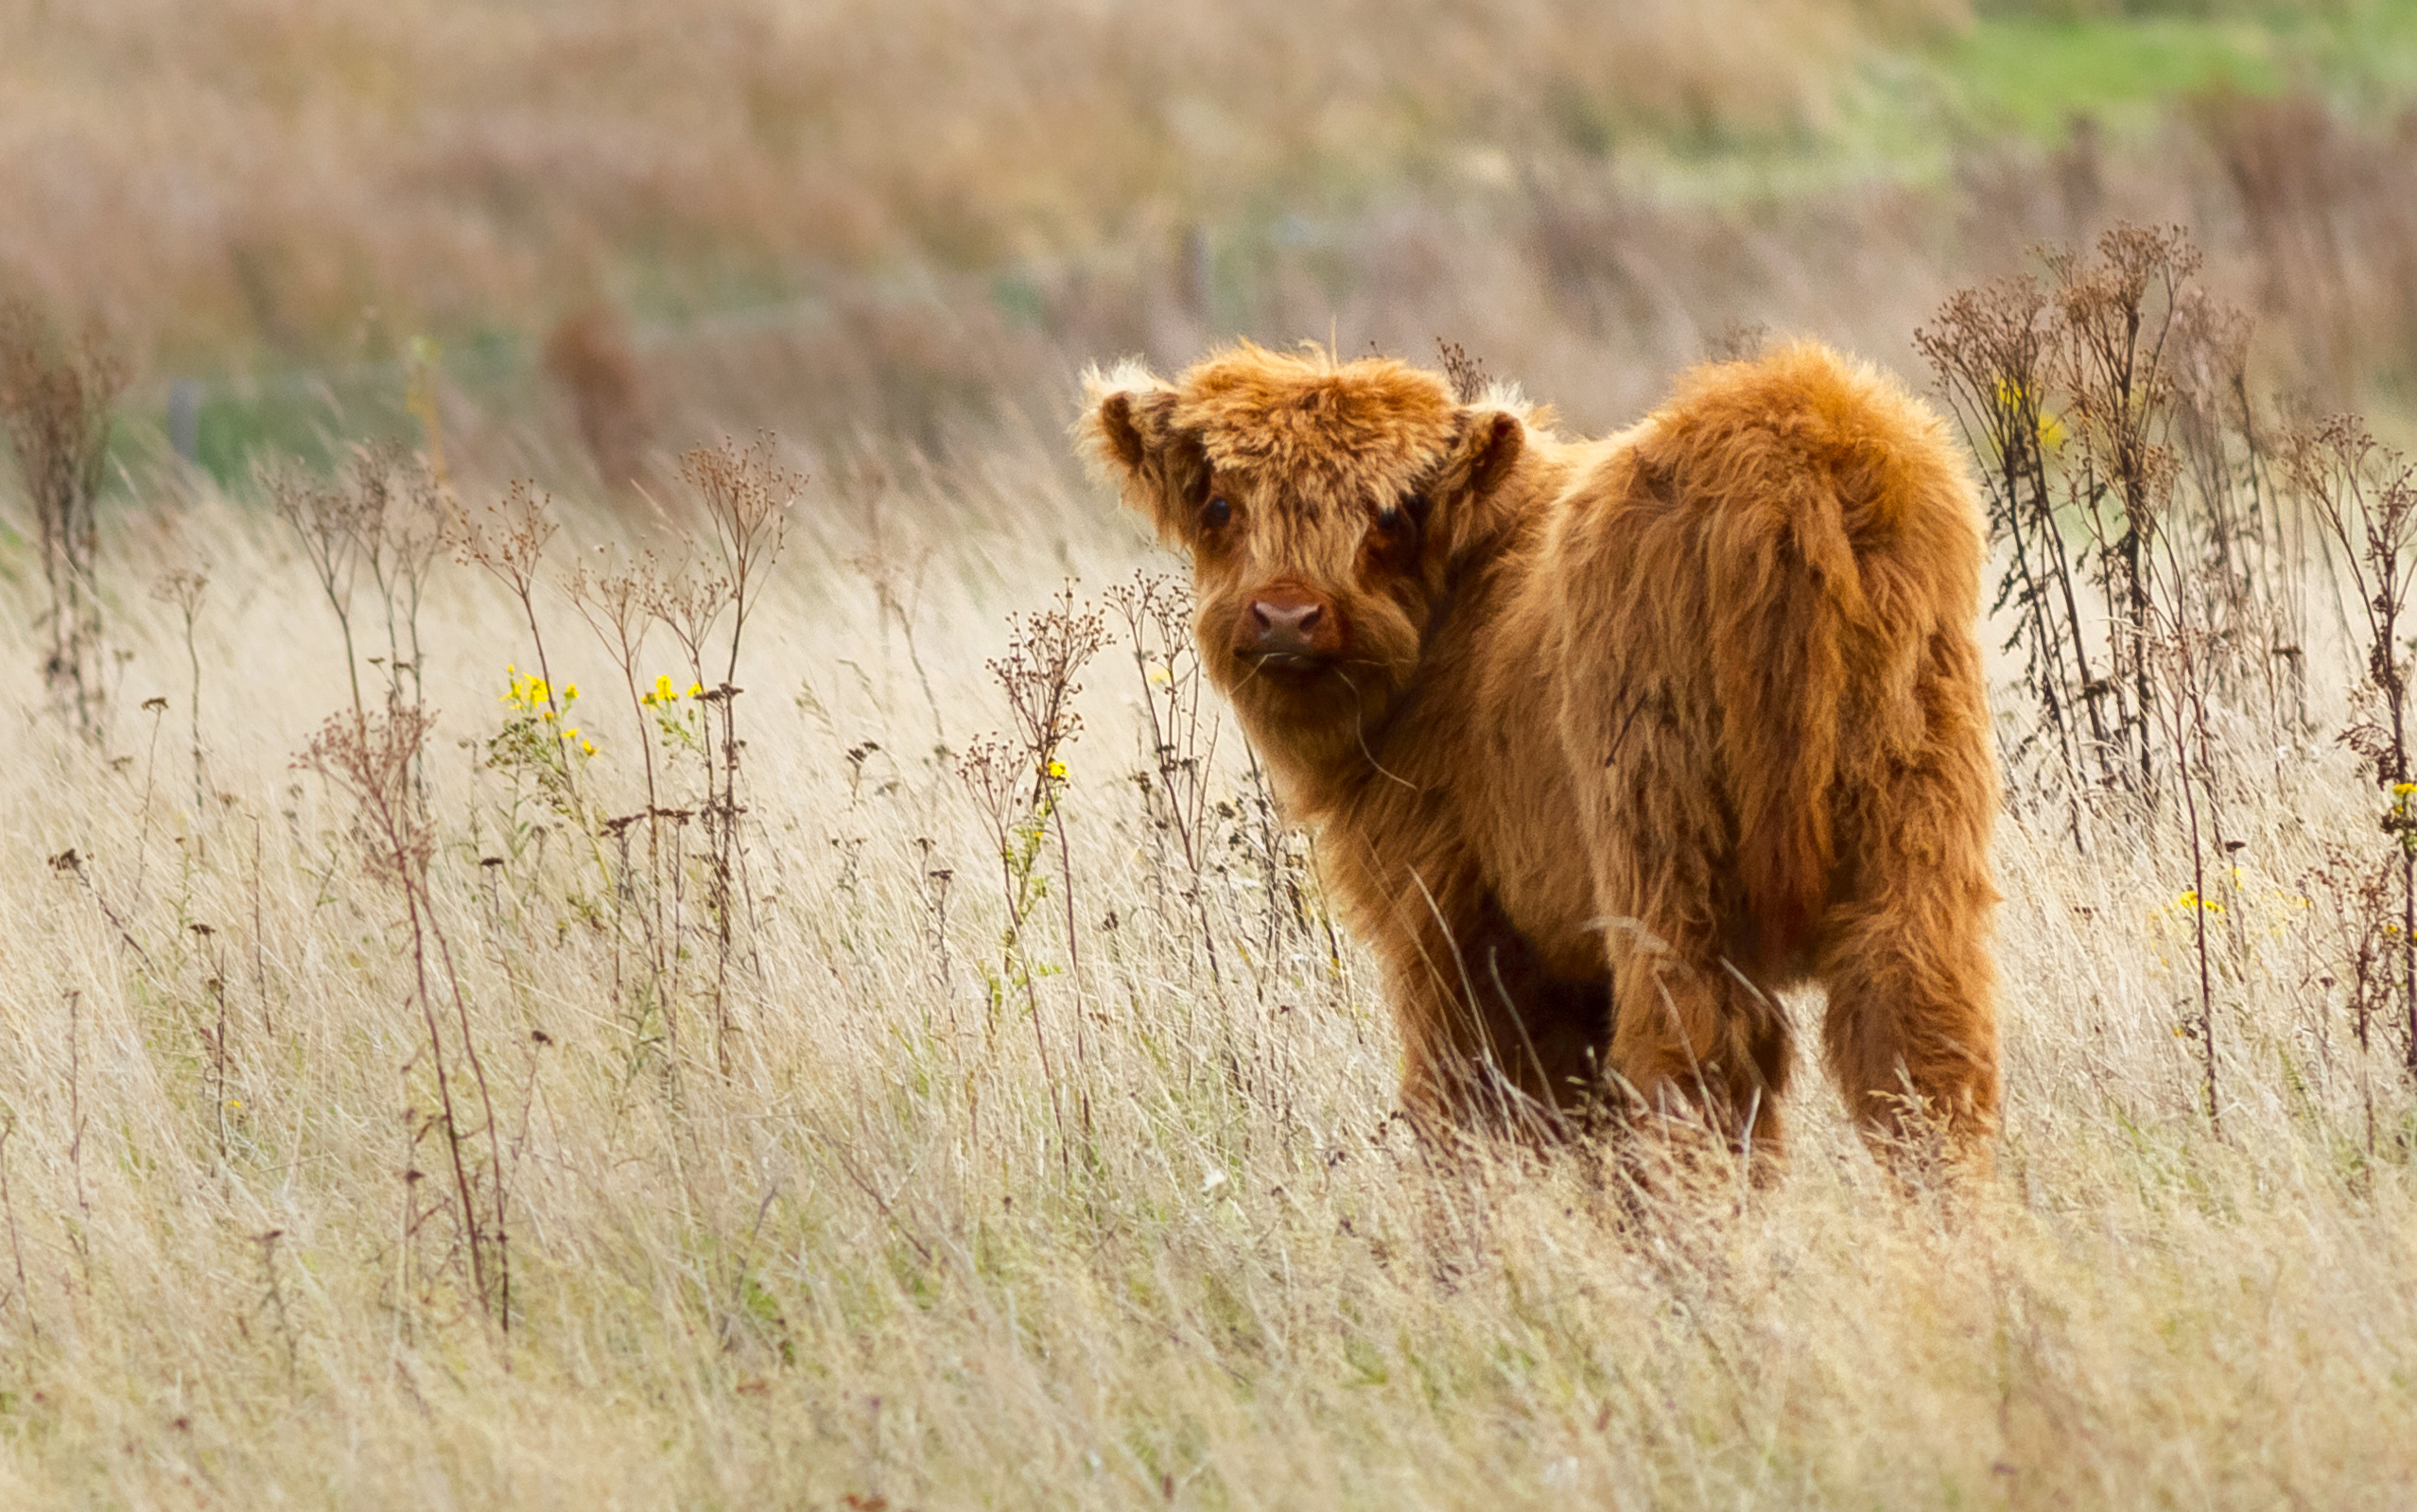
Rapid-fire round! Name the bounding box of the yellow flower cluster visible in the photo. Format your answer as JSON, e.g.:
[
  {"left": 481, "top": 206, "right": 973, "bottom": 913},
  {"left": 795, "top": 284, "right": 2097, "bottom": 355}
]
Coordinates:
[
  {"left": 501, "top": 664, "right": 567, "bottom": 713},
  {"left": 499, "top": 665, "right": 596, "bottom": 756},
  {"left": 640, "top": 673, "right": 705, "bottom": 707},
  {"left": 1992, "top": 377, "right": 2066, "bottom": 451}
]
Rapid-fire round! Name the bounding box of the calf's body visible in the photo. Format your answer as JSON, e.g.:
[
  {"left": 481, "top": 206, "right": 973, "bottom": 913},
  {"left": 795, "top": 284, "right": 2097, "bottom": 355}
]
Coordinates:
[{"left": 1086, "top": 341, "right": 1999, "bottom": 1163}]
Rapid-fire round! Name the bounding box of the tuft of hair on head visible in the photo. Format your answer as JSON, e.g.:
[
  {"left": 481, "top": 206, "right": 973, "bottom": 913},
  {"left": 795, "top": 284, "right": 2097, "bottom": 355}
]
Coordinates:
[
  {"left": 1076, "top": 358, "right": 1210, "bottom": 545},
  {"left": 1074, "top": 358, "right": 1171, "bottom": 478},
  {"left": 1471, "top": 378, "right": 1545, "bottom": 424},
  {"left": 1081, "top": 356, "right": 1163, "bottom": 404}
]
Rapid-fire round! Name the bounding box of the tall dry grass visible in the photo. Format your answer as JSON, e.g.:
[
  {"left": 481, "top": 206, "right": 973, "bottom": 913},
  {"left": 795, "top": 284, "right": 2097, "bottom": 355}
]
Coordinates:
[{"left": 4, "top": 221, "right": 2417, "bottom": 1504}]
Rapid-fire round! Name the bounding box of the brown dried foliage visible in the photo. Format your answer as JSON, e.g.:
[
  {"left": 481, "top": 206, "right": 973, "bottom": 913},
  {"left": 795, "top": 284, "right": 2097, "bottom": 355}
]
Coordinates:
[
  {"left": 301, "top": 704, "right": 512, "bottom": 1327},
  {"left": 0, "top": 298, "right": 127, "bottom": 739}
]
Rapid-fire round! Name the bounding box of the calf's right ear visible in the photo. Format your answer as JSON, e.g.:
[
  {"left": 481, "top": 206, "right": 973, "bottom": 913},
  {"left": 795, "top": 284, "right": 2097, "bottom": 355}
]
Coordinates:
[{"left": 1078, "top": 367, "right": 1205, "bottom": 542}]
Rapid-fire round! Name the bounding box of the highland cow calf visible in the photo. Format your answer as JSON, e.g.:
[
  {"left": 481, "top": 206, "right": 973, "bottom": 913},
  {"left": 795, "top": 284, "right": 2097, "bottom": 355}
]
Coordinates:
[{"left": 1084, "top": 341, "right": 2000, "bottom": 1166}]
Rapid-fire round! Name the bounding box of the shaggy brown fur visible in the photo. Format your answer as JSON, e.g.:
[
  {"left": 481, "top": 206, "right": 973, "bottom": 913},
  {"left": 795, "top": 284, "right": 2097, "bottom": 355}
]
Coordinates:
[{"left": 1082, "top": 340, "right": 2000, "bottom": 1166}]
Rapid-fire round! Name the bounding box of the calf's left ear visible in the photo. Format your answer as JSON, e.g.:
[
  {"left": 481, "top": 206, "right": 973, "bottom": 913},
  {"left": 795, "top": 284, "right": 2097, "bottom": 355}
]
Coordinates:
[
  {"left": 1424, "top": 408, "right": 1525, "bottom": 560},
  {"left": 1077, "top": 367, "right": 1205, "bottom": 541}
]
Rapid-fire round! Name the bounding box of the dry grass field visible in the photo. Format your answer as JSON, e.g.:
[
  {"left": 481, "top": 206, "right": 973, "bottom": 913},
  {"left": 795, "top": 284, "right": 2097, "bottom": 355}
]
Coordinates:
[{"left": 6, "top": 3, "right": 2417, "bottom": 1508}]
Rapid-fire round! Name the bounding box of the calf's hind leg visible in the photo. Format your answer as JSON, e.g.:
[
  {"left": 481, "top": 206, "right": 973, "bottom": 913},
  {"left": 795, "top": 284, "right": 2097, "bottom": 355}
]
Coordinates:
[
  {"left": 1568, "top": 690, "right": 1793, "bottom": 1162},
  {"left": 1606, "top": 934, "right": 1792, "bottom": 1162},
  {"left": 1595, "top": 849, "right": 1795, "bottom": 1163},
  {"left": 1816, "top": 755, "right": 2000, "bottom": 1169}
]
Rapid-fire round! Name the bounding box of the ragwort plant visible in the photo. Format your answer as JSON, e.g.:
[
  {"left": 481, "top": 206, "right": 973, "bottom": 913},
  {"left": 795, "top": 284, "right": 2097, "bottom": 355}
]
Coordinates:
[
  {"left": 995, "top": 585, "right": 1110, "bottom": 1126},
  {"left": 957, "top": 584, "right": 1109, "bottom": 1173},
  {"left": 2289, "top": 419, "right": 2417, "bottom": 1082},
  {"left": 0, "top": 297, "right": 127, "bottom": 742},
  {"left": 1108, "top": 570, "right": 1227, "bottom": 998},
  {"left": 453, "top": 481, "right": 583, "bottom": 819},
  {"left": 2049, "top": 223, "right": 2200, "bottom": 803},
  {"left": 270, "top": 444, "right": 447, "bottom": 745},
  {"left": 300, "top": 706, "right": 512, "bottom": 1331},
  {"left": 273, "top": 445, "right": 530, "bottom": 1324},
  {"left": 564, "top": 548, "right": 687, "bottom": 1069},
  {"left": 266, "top": 432, "right": 803, "bottom": 1330},
  {"left": 460, "top": 442, "right": 793, "bottom": 1081},
  {"left": 1920, "top": 225, "right": 2297, "bottom": 842},
  {"left": 1919, "top": 271, "right": 2111, "bottom": 821},
  {"left": 957, "top": 730, "right": 1075, "bottom": 1169},
  {"left": 1924, "top": 221, "right": 2416, "bottom": 1127},
  {"left": 150, "top": 565, "right": 212, "bottom": 815}
]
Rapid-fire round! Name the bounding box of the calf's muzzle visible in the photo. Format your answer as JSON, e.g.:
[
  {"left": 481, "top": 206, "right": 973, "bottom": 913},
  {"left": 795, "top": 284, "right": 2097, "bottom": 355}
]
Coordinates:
[{"left": 1235, "top": 583, "right": 1346, "bottom": 669}]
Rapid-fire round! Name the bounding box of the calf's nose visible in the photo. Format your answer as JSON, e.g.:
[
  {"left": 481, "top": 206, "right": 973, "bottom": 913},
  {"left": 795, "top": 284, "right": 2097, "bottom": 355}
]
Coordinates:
[
  {"left": 1252, "top": 600, "right": 1325, "bottom": 649},
  {"left": 1235, "top": 586, "right": 1344, "bottom": 662}
]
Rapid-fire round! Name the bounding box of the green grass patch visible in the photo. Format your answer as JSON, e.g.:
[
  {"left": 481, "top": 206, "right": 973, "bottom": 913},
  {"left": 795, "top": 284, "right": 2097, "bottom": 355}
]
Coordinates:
[
  {"left": 1942, "top": 16, "right": 2287, "bottom": 135},
  {"left": 1935, "top": 3, "right": 2417, "bottom": 141}
]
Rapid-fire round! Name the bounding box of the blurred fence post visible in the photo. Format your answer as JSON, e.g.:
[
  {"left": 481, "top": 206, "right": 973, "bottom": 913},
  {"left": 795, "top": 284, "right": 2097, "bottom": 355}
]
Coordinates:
[
  {"left": 1182, "top": 223, "right": 1212, "bottom": 322},
  {"left": 167, "top": 377, "right": 200, "bottom": 465}
]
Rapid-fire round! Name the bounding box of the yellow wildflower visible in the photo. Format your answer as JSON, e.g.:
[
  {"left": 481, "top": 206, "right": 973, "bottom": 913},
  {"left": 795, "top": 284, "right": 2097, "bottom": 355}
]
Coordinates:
[
  {"left": 687, "top": 681, "right": 704, "bottom": 698},
  {"left": 1045, "top": 758, "right": 1069, "bottom": 781},
  {"left": 1992, "top": 377, "right": 2065, "bottom": 452}
]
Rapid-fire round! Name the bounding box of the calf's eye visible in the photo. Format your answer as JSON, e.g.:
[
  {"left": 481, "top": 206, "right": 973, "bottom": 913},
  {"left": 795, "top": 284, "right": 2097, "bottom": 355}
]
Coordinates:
[
  {"left": 1203, "top": 495, "right": 1232, "bottom": 530},
  {"left": 1376, "top": 505, "right": 1403, "bottom": 531}
]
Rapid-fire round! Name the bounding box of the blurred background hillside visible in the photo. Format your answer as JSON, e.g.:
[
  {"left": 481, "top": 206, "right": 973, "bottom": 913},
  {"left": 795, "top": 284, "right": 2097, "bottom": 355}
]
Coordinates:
[{"left": 5, "top": 0, "right": 2417, "bottom": 487}]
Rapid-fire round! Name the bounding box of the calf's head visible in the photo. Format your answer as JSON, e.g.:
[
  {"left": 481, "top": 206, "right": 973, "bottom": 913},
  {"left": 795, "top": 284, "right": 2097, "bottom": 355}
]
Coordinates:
[{"left": 1082, "top": 344, "right": 1525, "bottom": 767}]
